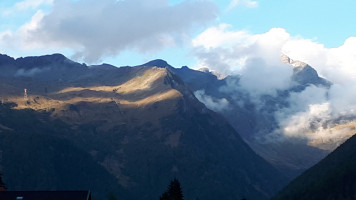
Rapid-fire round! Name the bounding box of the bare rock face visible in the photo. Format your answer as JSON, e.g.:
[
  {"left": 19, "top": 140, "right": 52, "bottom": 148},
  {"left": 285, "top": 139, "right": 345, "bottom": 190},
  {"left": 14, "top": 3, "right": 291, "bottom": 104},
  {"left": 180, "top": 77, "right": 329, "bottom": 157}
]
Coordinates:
[{"left": 281, "top": 54, "right": 308, "bottom": 68}]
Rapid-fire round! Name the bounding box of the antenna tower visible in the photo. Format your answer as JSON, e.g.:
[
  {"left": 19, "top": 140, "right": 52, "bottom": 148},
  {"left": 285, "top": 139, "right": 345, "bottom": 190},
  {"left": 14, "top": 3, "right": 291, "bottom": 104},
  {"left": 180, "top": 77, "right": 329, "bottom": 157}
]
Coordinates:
[{"left": 24, "top": 88, "right": 28, "bottom": 100}]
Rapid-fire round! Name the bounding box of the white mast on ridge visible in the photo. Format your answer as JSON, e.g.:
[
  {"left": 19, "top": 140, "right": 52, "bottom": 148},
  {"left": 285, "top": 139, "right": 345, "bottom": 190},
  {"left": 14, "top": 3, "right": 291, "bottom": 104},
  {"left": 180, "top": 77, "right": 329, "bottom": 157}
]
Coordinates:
[{"left": 24, "top": 88, "right": 28, "bottom": 100}]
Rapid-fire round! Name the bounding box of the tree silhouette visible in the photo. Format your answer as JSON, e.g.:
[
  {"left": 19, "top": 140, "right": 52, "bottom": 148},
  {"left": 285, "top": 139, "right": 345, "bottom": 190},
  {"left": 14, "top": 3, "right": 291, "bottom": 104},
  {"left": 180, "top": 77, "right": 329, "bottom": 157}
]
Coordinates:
[
  {"left": 108, "top": 192, "right": 118, "bottom": 200},
  {"left": 160, "top": 178, "right": 184, "bottom": 200},
  {"left": 0, "top": 172, "right": 6, "bottom": 191}
]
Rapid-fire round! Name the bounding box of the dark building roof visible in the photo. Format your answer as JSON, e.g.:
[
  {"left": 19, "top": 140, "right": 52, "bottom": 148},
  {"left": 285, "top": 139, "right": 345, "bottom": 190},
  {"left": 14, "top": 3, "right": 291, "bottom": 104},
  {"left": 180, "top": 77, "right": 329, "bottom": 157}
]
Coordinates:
[{"left": 0, "top": 191, "right": 91, "bottom": 200}]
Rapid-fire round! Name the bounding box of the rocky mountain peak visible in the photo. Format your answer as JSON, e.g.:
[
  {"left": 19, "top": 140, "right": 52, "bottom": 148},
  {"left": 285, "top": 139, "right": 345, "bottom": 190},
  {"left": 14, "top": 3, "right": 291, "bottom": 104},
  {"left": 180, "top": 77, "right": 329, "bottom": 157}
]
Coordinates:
[
  {"left": 281, "top": 54, "right": 331, "bottom": 87},
  {"left": 281, "top": 54, "right": 308, "bottom": 68},
  {"left": 0, "top": 53, "right": 15, "bottom": 66},
  {"left": 142, "top": 59, "right": 171, "bottom": 68}
]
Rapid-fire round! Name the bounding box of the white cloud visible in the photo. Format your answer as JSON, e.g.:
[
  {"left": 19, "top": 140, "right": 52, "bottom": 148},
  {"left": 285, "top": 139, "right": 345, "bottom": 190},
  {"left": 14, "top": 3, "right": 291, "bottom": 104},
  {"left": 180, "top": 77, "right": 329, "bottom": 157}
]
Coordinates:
[
  {"left": 278, "top": 103, "right": 331, "bottom": 138},
  {"left": 194, "top": 90, "right": 230, "bottom": 112},
  {"left": 192, "top": 24, "right": 251, "bottom": 50},
  {"left": 271, "top": 79, "right": 356, "bottom": 148},
  {"left": 0, "top": 10, "right": 45, "bottom": 50},
  {"left": 193, "top": 26, "right": 291, "bottom": 73},
  {"left": 193, "top": 26, "right": 293, "bottom": 98},
  {"left": 2, "top": 0, "right": 217, "bottom": 63},
  {"left": 274, "top": 85, "right": 329, "bottom": 136},
  {"left": 227, "top": 0, "right": 258, "bottom": 10},
  {"left": 282, "top": 37, "right": 356, "bottom": 84},
  {"left": 239, "top": 59, "right": 292, "bottom": 98},
  {"left": 329, "top": 82, "right": 356, "bottom": 116}
]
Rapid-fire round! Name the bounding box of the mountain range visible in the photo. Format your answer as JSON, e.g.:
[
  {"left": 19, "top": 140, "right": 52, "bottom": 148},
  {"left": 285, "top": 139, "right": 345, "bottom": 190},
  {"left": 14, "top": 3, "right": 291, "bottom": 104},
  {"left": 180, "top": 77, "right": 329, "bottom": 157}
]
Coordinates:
[
  {"left": 1, "top": 52, "right": 355, "bottom": 199},
  {"left": 0, "top": 53, "right": 287, "bottom": 200}
]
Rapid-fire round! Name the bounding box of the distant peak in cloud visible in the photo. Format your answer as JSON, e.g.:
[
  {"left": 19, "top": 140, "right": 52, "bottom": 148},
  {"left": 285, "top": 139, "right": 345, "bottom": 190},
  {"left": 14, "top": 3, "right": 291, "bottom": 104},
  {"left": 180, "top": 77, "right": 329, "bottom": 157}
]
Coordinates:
[
  {"left": 281, "top": 54, "right": 308, "bottom": 68},
  {"left": 192, "top": 24, "right": 356, "bottom": 147}
]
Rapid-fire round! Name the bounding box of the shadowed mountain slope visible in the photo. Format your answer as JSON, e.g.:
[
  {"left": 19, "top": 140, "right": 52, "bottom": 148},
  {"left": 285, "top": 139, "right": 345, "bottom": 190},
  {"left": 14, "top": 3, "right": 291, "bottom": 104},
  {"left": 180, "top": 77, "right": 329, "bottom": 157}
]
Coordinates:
[
  {"left": 273, "top": 134, "right": 356, "bottom": 200},
  {"left": 0, "top": 103, "right": 131, "bottom": 200}
]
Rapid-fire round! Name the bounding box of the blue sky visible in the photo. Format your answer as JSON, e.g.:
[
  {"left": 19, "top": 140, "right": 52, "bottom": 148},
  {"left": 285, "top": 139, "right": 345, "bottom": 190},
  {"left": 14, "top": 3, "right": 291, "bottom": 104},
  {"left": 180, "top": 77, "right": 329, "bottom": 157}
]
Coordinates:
[
  {"left": 0, "top": 0, "right": 355, "bottom": 68},
  {"left": 220, "top": 0, "right": 356, "bottom": 47}
]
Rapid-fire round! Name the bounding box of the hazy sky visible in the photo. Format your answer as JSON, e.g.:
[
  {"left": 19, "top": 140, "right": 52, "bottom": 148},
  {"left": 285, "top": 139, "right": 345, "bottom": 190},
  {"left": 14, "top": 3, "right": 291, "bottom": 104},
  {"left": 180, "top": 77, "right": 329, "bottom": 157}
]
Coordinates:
[{"left": 0, "top": 0, "right": 355, "bottom": 68}]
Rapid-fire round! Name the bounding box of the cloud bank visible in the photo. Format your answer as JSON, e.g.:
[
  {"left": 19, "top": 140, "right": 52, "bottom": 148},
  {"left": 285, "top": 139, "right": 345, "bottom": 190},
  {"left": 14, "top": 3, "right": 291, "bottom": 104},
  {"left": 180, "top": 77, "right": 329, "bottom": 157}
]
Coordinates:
[
  {"left": 1, "top": 0, "right": 218, "bottom": 63},
  {"left": 192, "top": 24, "right": 356, "bottom": 148}
]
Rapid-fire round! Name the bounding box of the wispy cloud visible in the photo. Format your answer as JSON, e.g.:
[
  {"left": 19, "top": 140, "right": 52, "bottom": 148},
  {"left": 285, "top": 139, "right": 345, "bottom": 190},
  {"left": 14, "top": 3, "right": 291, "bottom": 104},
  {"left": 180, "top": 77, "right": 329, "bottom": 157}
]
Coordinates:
[
  {"left": 227, "top": 0, "right": 258, "bottom": 10},
  {"left": 194, "top": 90, "right": 230, "bottom": 112},
  {"left": 0, "top": 10, "right": 45, "bottom": 50},
  {"left": 2, "top": 0, "right": 53, "bottom": 16}
]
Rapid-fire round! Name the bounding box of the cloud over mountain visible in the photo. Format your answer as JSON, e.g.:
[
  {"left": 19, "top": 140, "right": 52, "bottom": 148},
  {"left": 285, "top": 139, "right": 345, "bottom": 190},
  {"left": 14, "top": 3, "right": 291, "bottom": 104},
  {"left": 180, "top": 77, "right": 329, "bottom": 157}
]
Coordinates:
[
  {"left": 193, "top": 25, "right": 293, "bottom": 97},
  {"left": 194, "top": 90, "right": 230, "bottom": 112},
  {"left": 192, "top": 25, "right": 356, "bottom": 146}
]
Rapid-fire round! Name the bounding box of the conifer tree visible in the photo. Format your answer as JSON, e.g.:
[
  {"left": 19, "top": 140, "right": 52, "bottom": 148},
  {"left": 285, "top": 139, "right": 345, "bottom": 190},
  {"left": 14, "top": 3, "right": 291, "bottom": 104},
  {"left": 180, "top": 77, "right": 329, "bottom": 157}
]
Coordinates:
[{"left": 159, "top": 178, "right": 184, "bottom": 200}]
